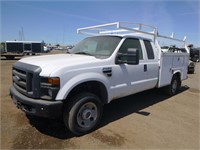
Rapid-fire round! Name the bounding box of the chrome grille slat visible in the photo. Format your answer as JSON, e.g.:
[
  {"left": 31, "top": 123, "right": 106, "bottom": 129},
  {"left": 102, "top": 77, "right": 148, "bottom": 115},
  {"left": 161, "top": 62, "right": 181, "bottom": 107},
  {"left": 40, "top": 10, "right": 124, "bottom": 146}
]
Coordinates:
[
  {"left": 13, "top": 68, "right": 27, "bottom": 92},
  {"left": 13, "top": 76, "right": 26, "bottom": 88},
  {"left": 14, "top": 83, "right": 26, "bottom": 94},
  {"left": 12, "top": 67, "right": 33, "bottom": 95},
  {"left": 12, "top": 69, "right": 26, "bottom": 80}
]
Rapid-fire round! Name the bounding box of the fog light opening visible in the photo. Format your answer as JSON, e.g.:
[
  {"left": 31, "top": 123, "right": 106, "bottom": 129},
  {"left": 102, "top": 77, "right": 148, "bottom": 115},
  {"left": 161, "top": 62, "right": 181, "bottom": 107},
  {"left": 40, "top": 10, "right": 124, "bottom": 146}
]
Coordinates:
[{"left": 48, "top": 89, "right": 52, "bottom": 97}]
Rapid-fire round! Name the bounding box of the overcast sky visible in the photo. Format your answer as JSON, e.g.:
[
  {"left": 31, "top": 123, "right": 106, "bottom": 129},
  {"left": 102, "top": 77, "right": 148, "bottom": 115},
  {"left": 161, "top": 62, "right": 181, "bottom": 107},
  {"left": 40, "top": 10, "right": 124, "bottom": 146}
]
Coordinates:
[{"left": 1, "top": 0, "right": 200, "bottom": 47}]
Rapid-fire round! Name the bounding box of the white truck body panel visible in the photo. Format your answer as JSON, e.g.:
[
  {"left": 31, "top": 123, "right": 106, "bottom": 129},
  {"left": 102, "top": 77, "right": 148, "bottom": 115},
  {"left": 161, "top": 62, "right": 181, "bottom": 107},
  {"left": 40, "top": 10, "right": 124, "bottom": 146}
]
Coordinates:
[{"left": 19, "top": 54, "right": 99, "bottom": 76}]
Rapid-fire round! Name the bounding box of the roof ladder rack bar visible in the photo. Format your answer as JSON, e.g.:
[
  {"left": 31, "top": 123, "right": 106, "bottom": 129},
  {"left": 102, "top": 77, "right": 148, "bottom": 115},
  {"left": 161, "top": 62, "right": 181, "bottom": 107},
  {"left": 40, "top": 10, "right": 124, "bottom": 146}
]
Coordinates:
[
  {"left": 77, "top": 22, "right": 120, "bottom": 35},
  {"left": 77, "top": 21, "right": 186, "bottom": 43}
]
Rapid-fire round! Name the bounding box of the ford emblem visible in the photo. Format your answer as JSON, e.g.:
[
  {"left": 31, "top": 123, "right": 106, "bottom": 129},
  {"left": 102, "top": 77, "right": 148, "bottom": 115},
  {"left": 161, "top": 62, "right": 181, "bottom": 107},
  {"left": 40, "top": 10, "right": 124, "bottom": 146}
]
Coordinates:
[{"left": 15, "top": 75, "right": 20, "bottom": 81}]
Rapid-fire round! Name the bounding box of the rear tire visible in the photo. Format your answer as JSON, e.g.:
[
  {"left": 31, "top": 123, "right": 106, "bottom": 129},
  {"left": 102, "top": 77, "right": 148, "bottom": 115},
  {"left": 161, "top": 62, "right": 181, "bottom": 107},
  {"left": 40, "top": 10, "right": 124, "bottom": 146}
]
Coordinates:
[
  {"left": 63, "top": 92, "right": 103, "bottom": 136},
  {"left": 164, "top": 75, "right": 181, "bottom": 96}
]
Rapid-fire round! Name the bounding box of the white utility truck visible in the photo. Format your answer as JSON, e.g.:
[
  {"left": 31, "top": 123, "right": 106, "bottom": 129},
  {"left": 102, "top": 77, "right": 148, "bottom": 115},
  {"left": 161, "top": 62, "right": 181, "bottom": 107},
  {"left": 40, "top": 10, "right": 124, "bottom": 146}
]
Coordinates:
[{"left": 10, "top": 22, "right": 189, "bottom": 135}]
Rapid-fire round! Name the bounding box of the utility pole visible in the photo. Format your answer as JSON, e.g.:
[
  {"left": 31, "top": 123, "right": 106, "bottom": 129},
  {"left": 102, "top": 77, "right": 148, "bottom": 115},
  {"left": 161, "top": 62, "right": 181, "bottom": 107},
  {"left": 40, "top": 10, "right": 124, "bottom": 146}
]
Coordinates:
[
  {"left": 21, "top": 27, "right": 25, "bottom": 41},
  {"left": 19, "top": 27, "right": 25, "bottom": 41}
]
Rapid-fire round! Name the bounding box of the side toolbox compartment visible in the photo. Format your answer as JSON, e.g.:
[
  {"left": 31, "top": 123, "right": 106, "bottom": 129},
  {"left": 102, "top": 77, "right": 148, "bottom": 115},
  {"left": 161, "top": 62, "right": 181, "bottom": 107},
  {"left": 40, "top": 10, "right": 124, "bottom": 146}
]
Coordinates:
[{"left": 157, "top": 52, "right": 189, "bottom": 88}]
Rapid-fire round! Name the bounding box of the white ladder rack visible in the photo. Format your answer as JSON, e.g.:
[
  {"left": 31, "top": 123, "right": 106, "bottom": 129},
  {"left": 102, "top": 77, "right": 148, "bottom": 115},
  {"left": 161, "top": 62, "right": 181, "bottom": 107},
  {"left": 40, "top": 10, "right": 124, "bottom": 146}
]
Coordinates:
[{"left": 77, "top": 22, "right": 187, "bottom": 43}]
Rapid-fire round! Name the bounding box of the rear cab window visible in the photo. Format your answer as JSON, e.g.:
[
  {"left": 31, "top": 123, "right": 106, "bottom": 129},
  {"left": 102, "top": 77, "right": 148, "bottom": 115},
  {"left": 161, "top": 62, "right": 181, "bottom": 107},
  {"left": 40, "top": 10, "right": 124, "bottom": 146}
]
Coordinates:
[{"left": 143, "top": 40, "right": 155, "bottom": 59}]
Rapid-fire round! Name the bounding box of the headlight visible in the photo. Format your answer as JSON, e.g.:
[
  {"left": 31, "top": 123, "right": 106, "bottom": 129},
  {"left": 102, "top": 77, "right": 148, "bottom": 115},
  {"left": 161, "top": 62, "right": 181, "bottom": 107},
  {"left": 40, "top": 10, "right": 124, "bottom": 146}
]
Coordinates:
[{"left": 40, "top": 77, "right": 60, "bottom": 100}]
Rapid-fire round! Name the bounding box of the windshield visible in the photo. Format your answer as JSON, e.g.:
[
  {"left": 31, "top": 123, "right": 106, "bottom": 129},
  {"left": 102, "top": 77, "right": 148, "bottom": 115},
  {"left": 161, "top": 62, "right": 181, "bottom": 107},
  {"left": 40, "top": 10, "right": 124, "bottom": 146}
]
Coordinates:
[{"left": 70, "top": 36, "right": 122, "bottom": 58}]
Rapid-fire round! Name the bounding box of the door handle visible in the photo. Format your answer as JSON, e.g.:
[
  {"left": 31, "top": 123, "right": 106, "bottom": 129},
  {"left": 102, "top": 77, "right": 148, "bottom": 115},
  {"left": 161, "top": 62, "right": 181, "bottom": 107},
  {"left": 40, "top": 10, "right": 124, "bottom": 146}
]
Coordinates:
[{"left": 144, "top": 64, "right": 147, "bottom": 72}]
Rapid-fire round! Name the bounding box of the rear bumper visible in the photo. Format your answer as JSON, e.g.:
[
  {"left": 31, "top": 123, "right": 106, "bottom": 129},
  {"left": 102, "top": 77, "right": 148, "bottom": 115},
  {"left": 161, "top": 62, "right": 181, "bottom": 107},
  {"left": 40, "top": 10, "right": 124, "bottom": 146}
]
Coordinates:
[{"left": 10, "top": 86, "right": 63, "bottom": 118}]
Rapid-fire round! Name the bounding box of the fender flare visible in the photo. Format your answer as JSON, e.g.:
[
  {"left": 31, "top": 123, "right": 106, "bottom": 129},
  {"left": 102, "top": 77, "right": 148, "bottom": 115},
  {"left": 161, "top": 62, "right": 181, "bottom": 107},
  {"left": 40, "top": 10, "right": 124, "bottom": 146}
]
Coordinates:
[
  {"left": 172, "top": 70, "right": 182, "bottom": 79},
  {"left": 56, "top": 73, "right": 111, "bottom": 102}
]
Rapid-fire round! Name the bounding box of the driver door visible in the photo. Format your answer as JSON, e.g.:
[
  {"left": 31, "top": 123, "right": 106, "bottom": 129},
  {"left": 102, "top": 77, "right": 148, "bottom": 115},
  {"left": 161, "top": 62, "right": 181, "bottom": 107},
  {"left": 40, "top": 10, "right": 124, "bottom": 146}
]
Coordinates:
[{"left": 110, "top": 38, "right": 148, "bottom": 99}]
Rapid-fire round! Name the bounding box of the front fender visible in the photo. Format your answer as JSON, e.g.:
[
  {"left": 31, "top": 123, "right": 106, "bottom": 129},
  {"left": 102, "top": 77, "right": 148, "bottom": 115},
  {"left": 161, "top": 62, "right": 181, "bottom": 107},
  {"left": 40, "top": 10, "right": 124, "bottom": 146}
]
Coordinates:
[{"left": 55, "top": 73, "right": 111, "bottom": 102}]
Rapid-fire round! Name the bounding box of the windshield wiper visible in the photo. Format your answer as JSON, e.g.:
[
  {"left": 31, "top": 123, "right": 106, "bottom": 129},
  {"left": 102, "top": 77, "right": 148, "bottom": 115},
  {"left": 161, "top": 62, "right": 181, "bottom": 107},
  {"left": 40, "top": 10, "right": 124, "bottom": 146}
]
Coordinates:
[{"left": 75, "top": 52, "right": 93, "bottom": 56}]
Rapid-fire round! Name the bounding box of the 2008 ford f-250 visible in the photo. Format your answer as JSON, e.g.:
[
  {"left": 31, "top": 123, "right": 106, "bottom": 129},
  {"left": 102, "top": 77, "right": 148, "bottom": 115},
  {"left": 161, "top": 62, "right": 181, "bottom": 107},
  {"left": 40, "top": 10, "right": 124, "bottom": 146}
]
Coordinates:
[{"left": 10, "top": 22, "right": 189, "bottom": 135}]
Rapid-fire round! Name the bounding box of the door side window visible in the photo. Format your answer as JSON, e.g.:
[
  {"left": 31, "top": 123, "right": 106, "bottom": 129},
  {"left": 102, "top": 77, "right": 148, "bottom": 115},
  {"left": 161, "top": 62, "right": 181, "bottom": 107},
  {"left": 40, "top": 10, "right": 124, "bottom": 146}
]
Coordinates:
[
  {"left": 119, "top": 38, "right": 143, "bottom": 59},
  {"left": 144, "top": 40, "right": 155, "bottom": 59}
]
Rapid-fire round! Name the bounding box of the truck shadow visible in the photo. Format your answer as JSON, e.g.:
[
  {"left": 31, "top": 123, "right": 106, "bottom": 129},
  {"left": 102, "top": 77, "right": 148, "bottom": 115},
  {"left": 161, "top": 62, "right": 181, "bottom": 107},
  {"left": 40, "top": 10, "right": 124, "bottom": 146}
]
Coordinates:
[
  {"left": 1, "top": 57, "right": 21, "bottom": 60},
  {"left": 27, "top": 86, "right": 189, "bottom": 139},
  {"left": 100, "top": 86, "right": 189, "bottom": 126}
]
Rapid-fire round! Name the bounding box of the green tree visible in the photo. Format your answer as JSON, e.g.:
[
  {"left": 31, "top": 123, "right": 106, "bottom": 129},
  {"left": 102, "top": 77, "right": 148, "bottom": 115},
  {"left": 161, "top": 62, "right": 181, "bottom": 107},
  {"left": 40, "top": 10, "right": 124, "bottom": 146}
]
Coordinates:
[
  {"left": 56, "top": 44, "right": 60, "bottom": 47},
  {"left": 1, "top": 42, "right": 5, "bottom": 52}
]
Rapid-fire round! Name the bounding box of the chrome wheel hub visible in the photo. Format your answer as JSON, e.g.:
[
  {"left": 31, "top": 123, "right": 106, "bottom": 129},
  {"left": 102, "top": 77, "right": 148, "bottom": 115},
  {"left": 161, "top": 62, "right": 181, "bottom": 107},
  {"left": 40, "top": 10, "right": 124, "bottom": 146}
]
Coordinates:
[
  {"left": 82, "top": 109, "right": 92, "bottom": 120},
  {"left": 77, "top": 102, "right": 98, "bottom": 128}
]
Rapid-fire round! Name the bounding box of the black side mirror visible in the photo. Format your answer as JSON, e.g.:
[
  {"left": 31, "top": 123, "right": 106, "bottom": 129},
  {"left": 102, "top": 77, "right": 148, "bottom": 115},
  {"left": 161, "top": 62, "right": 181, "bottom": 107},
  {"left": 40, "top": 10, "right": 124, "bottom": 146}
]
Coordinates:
[{"left": 116, "top": 48, "right": 139, "bottom": 65}]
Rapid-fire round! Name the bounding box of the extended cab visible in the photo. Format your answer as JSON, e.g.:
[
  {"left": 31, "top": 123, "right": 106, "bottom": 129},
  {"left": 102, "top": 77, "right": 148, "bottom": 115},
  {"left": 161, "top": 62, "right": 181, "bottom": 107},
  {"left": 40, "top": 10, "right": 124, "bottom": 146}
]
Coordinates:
[{"left": 10, "top": 22, "right": 189, "bottom": 135}]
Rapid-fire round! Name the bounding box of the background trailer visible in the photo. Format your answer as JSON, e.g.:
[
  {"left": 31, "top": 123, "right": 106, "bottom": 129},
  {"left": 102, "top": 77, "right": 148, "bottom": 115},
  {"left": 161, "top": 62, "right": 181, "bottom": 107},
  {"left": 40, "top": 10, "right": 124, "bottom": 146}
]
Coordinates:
[
  {"left": 4, "top": 41, "right": 45, "bottom": 53},
  {"left": 1, "top": 41, "right": 45, "bottom": 59}
]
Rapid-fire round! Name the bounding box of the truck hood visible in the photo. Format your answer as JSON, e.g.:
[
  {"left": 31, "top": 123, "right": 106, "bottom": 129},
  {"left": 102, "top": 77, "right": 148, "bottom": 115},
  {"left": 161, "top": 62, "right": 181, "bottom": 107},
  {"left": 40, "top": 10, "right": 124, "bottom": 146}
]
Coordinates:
[{"left": 19, "top": 54, "right": 99, "bottom": 76}]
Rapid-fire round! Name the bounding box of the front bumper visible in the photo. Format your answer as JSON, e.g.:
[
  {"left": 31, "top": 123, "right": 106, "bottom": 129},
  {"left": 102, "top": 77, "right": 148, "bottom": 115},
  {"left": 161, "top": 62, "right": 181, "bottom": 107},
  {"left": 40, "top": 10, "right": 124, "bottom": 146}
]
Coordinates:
[{"left": 10, "top": 86, "right": 63, "bottom": 118}]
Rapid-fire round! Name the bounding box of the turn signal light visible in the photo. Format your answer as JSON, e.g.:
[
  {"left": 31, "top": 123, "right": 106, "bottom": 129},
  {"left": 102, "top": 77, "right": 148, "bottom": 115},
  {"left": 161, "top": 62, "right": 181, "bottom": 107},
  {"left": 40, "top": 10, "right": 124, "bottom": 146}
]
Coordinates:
[{"left": 48, "top": 77, "right": 60, "bottom": 86}]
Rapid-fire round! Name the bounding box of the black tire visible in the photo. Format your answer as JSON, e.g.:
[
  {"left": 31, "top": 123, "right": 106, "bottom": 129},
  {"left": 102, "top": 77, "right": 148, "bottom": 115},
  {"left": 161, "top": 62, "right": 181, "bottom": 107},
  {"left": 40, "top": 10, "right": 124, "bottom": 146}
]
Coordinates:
[
  {"left": 191, "top": 70, "right": 195, "bottom": 74},
  {"left": 188, "top": 69, "right": 195, "bottom": 74},
  {"left": 6, "top": 56, "right": 15, "bottom": 60},
  {"left": 164, "top": 75, "right": 181, "bottom": 96},
  {"left": 188, "top": 70, "right": 195, "bottom": 74},
  {"left": 63, "top": 92, "right": 103, "bottom": 136}
]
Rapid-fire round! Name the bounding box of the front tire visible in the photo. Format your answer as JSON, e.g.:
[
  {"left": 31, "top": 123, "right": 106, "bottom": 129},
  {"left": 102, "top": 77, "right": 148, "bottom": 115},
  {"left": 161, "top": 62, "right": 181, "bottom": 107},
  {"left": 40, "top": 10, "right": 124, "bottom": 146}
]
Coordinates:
[{"left": 63, "top": 92, "right": 103, "bottom": 136}]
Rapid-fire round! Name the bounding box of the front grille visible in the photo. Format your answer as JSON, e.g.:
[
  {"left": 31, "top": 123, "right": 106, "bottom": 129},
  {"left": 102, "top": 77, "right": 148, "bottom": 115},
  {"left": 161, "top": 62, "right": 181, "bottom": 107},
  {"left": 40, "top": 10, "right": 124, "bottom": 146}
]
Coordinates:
[
  {"left": 12, "top": 62, "right": 41, "bottom": 98},
  {"left": 13, "top": 68, "right": 29, "bottom": 92}
]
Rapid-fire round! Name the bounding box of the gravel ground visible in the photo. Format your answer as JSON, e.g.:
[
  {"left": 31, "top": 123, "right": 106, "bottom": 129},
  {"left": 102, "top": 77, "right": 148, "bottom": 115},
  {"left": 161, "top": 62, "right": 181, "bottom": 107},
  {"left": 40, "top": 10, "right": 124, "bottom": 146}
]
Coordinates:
[{"left": 0, "top": 55, "right": 199, "bottom": 149}]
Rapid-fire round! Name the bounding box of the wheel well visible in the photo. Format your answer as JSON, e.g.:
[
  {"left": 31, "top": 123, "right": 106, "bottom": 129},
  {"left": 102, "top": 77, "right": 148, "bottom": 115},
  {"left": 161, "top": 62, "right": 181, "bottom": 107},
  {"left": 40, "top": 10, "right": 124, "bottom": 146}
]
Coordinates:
[
  {"left": 173, "top": 72, "right": 182, "bottom": 87},
  {"left": 174, "top": 72, "right": 181, "bottom": 79},
  {"left": 66, "top": 81, "right": 108, "bottom": 105}
]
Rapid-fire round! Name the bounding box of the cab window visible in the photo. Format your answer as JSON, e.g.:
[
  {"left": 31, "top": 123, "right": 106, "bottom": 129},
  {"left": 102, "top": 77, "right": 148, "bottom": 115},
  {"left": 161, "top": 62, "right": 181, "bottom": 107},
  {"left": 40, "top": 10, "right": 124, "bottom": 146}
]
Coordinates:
[{"left": 118, "top": 38, "right": 143, "bottom": 59}]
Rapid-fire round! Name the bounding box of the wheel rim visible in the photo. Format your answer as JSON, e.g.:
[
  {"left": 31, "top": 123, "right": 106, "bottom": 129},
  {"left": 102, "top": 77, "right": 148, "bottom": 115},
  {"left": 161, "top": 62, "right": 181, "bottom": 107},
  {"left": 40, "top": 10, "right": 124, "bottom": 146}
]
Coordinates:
[
  {"left": 77, "top": 102, "right": 98, "bottom": 129},
  {"left": 172, "top": 80, "right": 178, "bottom": 94}
]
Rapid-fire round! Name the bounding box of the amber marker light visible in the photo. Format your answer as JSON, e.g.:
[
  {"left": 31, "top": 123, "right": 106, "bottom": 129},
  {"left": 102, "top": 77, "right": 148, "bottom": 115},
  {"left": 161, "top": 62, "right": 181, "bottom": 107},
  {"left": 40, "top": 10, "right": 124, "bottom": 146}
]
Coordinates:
[{"left": 48, "top": 77, "right": 60, "bottom": 86}]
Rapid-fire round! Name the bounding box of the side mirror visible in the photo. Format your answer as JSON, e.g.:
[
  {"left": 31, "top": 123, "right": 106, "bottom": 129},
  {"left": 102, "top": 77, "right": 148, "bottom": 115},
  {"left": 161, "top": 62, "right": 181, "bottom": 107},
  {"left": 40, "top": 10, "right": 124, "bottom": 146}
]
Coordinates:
[{"left": 116, "top": 48, "right": 139, "bottom": 65}]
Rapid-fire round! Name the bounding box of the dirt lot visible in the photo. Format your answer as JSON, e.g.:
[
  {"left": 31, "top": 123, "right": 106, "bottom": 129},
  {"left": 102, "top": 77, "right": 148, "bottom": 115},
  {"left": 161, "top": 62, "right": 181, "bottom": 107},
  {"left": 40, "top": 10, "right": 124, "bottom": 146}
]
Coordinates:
[{"left": 1, "top": 56, "right": 200, "bottom": 149}]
